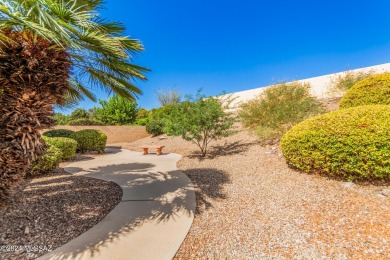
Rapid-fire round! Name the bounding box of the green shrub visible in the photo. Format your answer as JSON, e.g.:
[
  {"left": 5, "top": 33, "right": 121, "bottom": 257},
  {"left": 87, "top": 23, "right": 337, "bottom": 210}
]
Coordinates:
[
  {"left": 28, "top": 145, "right": 62, "bottom": 176},
  {"left": 72, "top": 129, "right": 107, "bottom": 153},
  {"left": 43, "top": 136, "right": 77, "bottom": 160},
  {"left": 70, "top": 108, "right": 90, "bottom": 121},
  {"left": 93, "top": 95, "right": 138, "bottom": 125},
  {"left": 136, "top": 108, "right": 149, "bottom": 120},
  {"left": 43, "top": 129, "right": 75, "bottom": 138},
  {"left": 53, "top": 113, "right": 71, "bottom": 125},
  {"left": 146, "top": 105, "right": 177, "bottom": 135},
  {"left": 281, "top": 105, "right": 390, "bottom": 180},
  {"left": 133, "top": 118, "right": 149, "bottom": 126},
  {"left": 68, "top": 118, "right": 105, "bottom": 126},
  {"left": 339, "top": 73, "right": 390, "bottom": 108},
  {"left": 239, "top": 81, "right": 325, "bottom": 144},
  {"left": 327, "top": 69, "right": 375, "bottom": 97}
]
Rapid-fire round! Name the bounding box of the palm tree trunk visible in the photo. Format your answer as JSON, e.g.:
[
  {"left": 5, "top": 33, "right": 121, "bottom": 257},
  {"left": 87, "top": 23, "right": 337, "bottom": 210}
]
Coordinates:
[{"left": 0, "top": 30, "right": 70, "bottom": 204}]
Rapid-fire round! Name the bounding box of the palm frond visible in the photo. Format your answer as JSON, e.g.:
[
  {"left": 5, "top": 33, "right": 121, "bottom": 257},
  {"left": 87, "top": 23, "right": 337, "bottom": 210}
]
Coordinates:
[{"left": 0, "top": 0, "right": 149, "bottom": 101}]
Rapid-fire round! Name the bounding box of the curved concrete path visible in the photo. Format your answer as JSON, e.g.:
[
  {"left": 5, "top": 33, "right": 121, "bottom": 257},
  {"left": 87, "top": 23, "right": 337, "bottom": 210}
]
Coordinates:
[{"left": 39, "top": 149, "right": 195, "bottom": 260}]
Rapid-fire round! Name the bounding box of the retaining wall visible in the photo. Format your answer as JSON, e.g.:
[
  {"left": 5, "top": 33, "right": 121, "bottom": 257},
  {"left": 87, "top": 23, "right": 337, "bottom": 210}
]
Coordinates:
[{"left": 44, "top": 126, "right": 149, "bottom": 144}]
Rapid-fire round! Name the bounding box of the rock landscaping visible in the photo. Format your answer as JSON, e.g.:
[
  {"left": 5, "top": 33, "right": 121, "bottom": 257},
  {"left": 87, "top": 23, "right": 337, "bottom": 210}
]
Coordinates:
[
  {"left": 124, "top": 128, "right": 390, "bottom": 259},
  {"left": 0, "top": 156, "right": 122, "bottom": 259}
]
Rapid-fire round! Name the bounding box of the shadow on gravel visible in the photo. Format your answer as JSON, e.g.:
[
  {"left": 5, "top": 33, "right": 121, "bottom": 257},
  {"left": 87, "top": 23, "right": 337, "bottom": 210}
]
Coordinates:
[
  {"left": 187, "top": 140, "right": 258, "bottom": 160},
  {"left": 0, "top": 171, "right": 123, "bottom": 259},
  {"left": 181, "top": 168, "right": 230, "bottom": 214},
  {"left": 38, "top": 162, "right": 197, "bottom": 260}
]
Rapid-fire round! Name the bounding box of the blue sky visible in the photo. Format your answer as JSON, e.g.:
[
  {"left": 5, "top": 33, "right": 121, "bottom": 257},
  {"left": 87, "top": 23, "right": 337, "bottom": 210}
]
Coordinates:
[{"left": 67, "top": 0, "right": 390, "bottom": 112}]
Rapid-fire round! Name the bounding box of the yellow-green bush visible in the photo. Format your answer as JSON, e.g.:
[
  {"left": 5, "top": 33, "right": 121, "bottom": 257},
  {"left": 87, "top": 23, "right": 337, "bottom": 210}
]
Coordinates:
[
  {"left": 339, "top": 73, "right": 390, "bottom": 108},
  {"left": 28, "top": 145, "right": 62, "bottom": 176},
  {"left": 43, "top": 136, "right": 77, "bottom": 160},
  {"left": 239, "top": 81, "right": 325, "bottom": 144},
  {"left": 72, "top": 129, "right": 107, "bottom": 153},
  {"left": 281, "top": 105, "right": 390, "bottom": 180}
]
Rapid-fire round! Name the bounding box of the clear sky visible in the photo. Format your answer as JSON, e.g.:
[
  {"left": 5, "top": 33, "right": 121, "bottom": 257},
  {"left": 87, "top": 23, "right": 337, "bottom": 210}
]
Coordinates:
[{"left": 66, "top": 0, "right": 390, "bottom": 112}]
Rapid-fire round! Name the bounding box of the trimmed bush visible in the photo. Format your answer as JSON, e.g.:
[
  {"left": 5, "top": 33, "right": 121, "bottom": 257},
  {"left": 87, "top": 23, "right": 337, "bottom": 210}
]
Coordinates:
[
  {"left": 43, "top": 136, "right": 77, "bottom": 160},
  {"left": 339, "top": 73, "right": 390, "bottom": 108},
  {"left": 43, "top": 129, "right": 75, "bottom": 138},
  {"left": 68, "top": 118, "right": 105, "bottom": 126},
  {"left": 28, "top": 145, "right": 62, "bottom": 176},
  {"left": 72, "top": 129, "right": 107, "bottom": 153},
  {"left": 239, "top": 81, "right": 325, "bottom": 144},
  {"left": 281, "top": 105, "right": 390, "bottom": 180}
]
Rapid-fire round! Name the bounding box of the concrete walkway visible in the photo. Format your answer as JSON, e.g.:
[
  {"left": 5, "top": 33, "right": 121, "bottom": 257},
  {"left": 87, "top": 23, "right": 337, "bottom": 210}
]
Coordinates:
[{"left": 39, "top": 149, "right": 196, "bottom": 260}]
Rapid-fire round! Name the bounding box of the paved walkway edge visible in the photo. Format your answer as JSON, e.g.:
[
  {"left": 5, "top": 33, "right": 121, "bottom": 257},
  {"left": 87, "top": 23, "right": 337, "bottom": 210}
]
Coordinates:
[{"left": 38, "top": 149, "right": 196, "bottom": 260}]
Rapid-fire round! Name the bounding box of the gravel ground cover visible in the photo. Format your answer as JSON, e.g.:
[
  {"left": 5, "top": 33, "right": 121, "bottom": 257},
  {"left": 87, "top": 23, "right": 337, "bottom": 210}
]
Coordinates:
[
  {"left": 0, "top": 154, "right": 122, "bottom": 260},
  {"left": 123, "top": 128, "right": 390, "bottom": 259}
]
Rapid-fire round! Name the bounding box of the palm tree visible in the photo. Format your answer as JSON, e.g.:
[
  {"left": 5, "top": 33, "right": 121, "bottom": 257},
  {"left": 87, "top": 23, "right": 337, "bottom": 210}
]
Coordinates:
[{"left": 0, "top": 0, "right": 149, "bottom": 202}]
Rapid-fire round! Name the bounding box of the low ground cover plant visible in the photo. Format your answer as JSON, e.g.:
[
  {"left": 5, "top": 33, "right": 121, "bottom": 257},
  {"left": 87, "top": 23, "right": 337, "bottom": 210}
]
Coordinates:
[
  {"left": 72, "top": 129, "right": 107, "bottom": 153},
  {"left": 339, "top": 73, "right": 390, "bottom": 108},
  {"left": 239, "top": 82, "right": 325, "bottom": 144},
  {"left": 163, "top": 93, "right": 236, "bottom": 157},
  {"left": 281, "top": 105, "right": 390, "bottom": 180}
]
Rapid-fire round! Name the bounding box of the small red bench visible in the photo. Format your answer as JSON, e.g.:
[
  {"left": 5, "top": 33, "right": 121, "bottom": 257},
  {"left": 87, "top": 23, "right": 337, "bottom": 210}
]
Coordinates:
[{"left": 141, "top": 146, "right": 165, "bottom": 156}]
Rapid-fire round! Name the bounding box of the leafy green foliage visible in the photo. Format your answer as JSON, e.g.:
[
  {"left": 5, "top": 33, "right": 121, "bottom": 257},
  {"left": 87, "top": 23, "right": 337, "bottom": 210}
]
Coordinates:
[
  {"left": 136, "top": 108, "right": 149, "bottom": 120},
  {"left": 68, "top": 118, "right": 105, "bottom": 126},
  {"left": 281, "top": 105, "right": 390, "bottom": 180},
  {"left": 239, "top": 82, "right": 325, "bottom": 144},
  {"left": 163, "top": 93, "right": 236, "bottom": 157},
  {"left": 0, "top": 0, "right": 149, "bottom": 103},
  {"left": 27, "top": 145, "right": 62, "bottom": 177},
  {"left": 155, "top": 88, "right": 181, "bottom": 106},
  {"left": 93, "top": 95, "right": 138, "bottom": 125},
  {"left": 72, "top": 130, "right": 107, "bottom": 153},
  {"left": 43, "top": 129, "right": 75, "bottom": 138},
  {"left": 43, "top": 137, "right": 77, "bottom": 160},
  {"left": 70, "top": 108, "right": 90, "bottom": 121},
  {"left": 146, "top": 105, "right": 177, "bottom": 135},
  {"left": 327, "top": 70, "right": 375, "bottom": 97},
  {"left": 339, "top": 73, "right": 390, "bottom": 109},
  {"left": 53, "top": 113, "right": 71, "bottom": 125},
  {"left": 133, "top": 118, "right": 149, "bottom": 126}
]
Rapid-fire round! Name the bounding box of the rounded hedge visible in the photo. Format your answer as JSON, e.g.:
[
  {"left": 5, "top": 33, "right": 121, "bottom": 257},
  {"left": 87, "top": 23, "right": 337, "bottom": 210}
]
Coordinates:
[
  {"left": 43, "top": 136, "right": 77, "bottom": 160},
  {"left": 339, "top": 73, "right": 390, "bottom": 108},
  {"left": 68, "top": 118, "right": 104, "bottom": 126},
  {"left": 28, "top": 145, "right": 62, "bottom": 176},
  {"left": 281, "top": 105, "right": 390, "bottom": 180},
  {"left": 72, "top": 129, "right": 107, "bottom": 153},
  {"left": 43, "top": 129, "right": 75, "bottom": 138}
]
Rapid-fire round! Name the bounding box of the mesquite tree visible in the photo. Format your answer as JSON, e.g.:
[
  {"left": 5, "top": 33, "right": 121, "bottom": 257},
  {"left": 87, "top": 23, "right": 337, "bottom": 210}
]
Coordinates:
[{"left": 163, "top": 93, "right": 237, "bottom": 157}]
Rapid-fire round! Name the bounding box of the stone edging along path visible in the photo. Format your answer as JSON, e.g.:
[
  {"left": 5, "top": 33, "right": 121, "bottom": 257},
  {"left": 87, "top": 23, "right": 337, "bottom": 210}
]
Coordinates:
[{"left": 38, "top": 148, "right": 196, "bottom": 260}]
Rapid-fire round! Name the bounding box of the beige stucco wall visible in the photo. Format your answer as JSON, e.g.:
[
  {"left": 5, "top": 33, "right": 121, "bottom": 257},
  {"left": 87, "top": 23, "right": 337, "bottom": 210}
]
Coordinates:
[
  {"left": 224, "top": 63, "right": 390, "bottom": 109},
  {"left": 44, "top": 126, "right": 149, "bottom": 144}
]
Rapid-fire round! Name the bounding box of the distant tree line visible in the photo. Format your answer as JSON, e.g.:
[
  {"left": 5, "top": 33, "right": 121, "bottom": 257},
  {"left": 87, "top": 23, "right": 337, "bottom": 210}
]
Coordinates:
[{"left": 54, "top": 95, "right": 149, "bottom": 126}]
